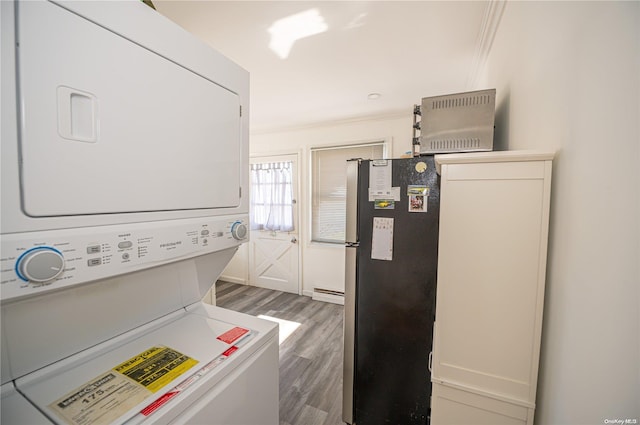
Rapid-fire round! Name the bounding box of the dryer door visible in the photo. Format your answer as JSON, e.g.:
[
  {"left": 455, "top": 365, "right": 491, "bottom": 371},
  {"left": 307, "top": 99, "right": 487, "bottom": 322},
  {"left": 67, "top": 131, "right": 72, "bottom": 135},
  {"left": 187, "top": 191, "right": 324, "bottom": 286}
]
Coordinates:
[{"left": 17, "top": 1, "right": 241, "bottom": 217}]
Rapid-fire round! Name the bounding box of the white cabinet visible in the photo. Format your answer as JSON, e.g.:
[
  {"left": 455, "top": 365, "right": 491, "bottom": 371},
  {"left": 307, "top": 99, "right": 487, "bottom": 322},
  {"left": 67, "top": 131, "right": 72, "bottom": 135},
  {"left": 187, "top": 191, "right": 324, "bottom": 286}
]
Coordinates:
[{"left": 431, "top": 151, "right": 554, "bottom": 425}]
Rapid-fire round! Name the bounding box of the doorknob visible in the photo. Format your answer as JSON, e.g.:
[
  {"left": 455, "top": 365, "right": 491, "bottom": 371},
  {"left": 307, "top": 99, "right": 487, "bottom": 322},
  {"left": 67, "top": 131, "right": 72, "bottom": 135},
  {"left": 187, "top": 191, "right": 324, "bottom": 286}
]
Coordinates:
[{"left": 291, "top": 237, "right": 298, "bottom": 243}]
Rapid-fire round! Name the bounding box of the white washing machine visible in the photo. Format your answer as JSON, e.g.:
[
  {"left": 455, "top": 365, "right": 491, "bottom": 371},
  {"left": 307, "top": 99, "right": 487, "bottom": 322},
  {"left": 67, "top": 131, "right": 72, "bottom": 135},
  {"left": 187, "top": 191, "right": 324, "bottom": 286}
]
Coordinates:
[
  {"left": 0, "top": 1, "right": 279, "bottom": 424},
  {"left": 2, "top": 383, "right": 51, "bottom": 424}
]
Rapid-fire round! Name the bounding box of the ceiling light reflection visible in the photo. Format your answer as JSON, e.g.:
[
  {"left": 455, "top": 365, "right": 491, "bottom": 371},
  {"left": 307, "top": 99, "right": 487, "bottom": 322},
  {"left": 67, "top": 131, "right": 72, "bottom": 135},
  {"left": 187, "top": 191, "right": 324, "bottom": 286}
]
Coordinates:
[{"left": 268, "top": 9, "right": 328, "bottom": 59}]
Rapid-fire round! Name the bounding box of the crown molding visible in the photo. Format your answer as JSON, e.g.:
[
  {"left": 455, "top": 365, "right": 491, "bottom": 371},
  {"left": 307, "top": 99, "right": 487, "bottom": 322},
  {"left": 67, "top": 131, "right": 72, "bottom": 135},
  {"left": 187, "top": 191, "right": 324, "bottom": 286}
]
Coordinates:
[
  {"left": 250, "top": 109, "right": 410, "bottom": 136},
  {"left": 467, "top": 0, "right": 507, "bottom": 89}
]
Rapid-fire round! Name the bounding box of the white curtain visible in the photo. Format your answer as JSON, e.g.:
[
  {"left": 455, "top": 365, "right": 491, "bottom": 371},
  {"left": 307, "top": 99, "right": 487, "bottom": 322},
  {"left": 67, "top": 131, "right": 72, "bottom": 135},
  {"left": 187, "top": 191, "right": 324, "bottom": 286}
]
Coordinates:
[{"left": 250, "top": 161, "right": 294, "bottom": 232}]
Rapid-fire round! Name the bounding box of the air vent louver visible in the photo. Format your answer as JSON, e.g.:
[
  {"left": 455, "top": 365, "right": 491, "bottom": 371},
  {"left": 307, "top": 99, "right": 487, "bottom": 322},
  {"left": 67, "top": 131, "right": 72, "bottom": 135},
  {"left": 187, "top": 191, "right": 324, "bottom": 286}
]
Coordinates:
[
  {"left": 429, "top": 138, "right": 482, "bottom": 151},
  {"left": 431, "top": 93, "right": 493, "bottom": 110}
]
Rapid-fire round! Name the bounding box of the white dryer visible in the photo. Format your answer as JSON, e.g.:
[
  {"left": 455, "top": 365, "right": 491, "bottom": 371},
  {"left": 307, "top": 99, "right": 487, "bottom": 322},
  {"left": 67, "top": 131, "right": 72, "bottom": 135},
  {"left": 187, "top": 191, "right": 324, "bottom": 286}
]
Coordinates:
[{"left": 0, "top": 1, "right": 279, "bottom": 424}]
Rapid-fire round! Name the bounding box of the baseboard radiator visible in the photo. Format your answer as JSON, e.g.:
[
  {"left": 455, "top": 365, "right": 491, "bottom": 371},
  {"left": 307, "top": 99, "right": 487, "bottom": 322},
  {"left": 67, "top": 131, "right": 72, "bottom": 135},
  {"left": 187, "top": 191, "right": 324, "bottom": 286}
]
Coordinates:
[{"left": 312, "top": 287, "right": 345, "bottom": 305}]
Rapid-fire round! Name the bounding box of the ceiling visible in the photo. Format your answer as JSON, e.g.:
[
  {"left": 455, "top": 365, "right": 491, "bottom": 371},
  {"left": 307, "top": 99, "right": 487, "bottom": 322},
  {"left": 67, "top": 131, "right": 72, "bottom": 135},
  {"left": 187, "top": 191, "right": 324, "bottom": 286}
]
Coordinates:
[{"left": 154, "top": 1, "right": 491, "bottom": 133}]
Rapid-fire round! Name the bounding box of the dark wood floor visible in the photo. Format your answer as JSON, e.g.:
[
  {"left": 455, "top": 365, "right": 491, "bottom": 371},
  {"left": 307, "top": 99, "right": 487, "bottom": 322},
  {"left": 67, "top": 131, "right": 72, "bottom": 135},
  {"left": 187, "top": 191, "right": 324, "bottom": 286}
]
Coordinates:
[{"left": 215, "top": 281, "right": 345, "bottom": 425}]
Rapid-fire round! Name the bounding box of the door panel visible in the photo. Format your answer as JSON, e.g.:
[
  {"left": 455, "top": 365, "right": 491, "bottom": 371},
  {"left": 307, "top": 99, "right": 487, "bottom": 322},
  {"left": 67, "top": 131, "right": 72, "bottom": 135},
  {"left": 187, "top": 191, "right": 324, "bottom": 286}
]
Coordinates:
[
  {"left": 250, "top": 232, "right": 299, "bottom": 293},
  {"left": 249, "top": 155, "right": 299, "bottom": 294}
]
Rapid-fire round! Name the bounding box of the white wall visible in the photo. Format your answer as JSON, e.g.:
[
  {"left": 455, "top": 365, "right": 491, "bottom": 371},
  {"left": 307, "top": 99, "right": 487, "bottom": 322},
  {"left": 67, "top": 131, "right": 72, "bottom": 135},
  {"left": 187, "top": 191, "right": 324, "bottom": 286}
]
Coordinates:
[
  {"left": 243, "top": 114, "right": 414, "bottom": 295},
  {"left": 482, "top": 1, "right": 639, "bottom": 423},
  {"left": 219, "top": 243, "right": 248, "bottom": 284}
]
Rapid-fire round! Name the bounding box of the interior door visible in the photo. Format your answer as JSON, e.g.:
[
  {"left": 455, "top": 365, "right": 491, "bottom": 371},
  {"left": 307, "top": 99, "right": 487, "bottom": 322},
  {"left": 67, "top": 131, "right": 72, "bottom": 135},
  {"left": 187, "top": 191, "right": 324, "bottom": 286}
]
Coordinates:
[{"left": 249, "top": 154, "right": 300, "bottom": 294}]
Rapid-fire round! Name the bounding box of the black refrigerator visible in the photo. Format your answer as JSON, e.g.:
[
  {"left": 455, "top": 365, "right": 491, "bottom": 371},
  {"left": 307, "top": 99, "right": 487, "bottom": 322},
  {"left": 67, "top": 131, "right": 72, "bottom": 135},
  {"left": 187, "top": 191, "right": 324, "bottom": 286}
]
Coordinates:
[{"left": 343, "top": 156, "right": 439, "bottom": 425}]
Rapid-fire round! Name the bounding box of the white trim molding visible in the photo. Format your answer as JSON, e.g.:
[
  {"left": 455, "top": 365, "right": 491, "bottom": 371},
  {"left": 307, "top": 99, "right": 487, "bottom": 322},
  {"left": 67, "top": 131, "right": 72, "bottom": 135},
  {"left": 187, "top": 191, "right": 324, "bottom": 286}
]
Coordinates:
[
  {"left": 467, "top": 0, "right": 507, "bottom": 89},
  {"left": 219, "top": 275, "right": 248, "bottom": 285}
]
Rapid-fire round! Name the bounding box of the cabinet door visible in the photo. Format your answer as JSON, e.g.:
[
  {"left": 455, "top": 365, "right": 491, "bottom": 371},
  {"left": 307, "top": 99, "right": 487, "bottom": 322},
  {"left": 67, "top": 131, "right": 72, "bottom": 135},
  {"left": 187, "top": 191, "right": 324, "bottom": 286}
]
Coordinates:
[
  {"left": 431, "top": 383, "right": 532, "bottom": 425},
  {"left": 432, "top": 159, "right": 552, "bottom": 403}
]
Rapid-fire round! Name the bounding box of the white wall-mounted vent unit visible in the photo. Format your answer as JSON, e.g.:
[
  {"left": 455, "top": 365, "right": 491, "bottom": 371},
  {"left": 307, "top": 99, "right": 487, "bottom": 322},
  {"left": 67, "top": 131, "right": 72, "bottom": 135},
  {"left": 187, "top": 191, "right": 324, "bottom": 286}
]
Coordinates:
[{"left": 312, "top": 287, "right": 345, "bottom": 305}]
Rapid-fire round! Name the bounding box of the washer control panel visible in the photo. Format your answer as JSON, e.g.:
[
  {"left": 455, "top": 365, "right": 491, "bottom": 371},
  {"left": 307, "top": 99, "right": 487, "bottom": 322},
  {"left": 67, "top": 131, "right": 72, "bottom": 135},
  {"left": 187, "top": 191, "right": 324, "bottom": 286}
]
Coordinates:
[{"left": 1, "top": 215, "right": 248, "bottom": 301}]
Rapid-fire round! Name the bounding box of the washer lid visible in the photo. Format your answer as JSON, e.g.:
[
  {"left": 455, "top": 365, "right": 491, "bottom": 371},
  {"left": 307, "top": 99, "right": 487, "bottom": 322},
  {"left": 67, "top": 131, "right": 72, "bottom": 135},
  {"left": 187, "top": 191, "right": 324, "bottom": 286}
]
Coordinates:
[
  {"left": 15, "top": 309, "right": 275, "bottom": 425},
  {"left": 1, "top": 382, "right": 50, "bottom": 424}
]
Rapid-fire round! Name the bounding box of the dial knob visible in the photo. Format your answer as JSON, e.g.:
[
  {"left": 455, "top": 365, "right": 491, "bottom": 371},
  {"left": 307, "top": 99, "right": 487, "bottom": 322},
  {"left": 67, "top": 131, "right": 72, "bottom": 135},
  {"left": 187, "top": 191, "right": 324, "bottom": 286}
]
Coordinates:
[
  {"left": 230, "top": 222, "right": 248, "bottom": 240},
  {"left": 16, "top": 247, "right": 65, "bottom": 283}
]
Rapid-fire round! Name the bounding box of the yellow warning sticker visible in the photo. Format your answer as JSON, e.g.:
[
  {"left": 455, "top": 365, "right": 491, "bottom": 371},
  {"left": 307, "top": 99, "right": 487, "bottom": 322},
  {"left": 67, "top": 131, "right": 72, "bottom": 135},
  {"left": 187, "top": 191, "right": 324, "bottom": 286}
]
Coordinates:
[{"left": 113, "top": 346, "right": 198, "bottom": 393}]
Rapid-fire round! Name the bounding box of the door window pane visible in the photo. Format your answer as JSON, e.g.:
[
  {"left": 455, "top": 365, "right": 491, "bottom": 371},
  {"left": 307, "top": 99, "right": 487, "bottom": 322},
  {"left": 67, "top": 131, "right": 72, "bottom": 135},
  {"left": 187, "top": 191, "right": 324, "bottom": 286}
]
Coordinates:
[{"left": 250, "top": 161, "right": 294, "bottom": 231}]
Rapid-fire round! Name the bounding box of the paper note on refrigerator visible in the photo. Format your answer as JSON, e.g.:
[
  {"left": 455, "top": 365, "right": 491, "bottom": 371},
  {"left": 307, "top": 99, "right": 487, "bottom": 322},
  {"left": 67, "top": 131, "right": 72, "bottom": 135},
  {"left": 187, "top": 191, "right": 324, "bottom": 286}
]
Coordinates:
[
  {"left": 368, "top": 186, "right": 401, "bottom": 202},
  {"left": 369, "top": 160, "right": 400, "bottom": 201},
  {"left": 369, "top": 160, "right": 391, "bottom": 189},
  {"left": 371, "top": 217, "right": 394, "bottom": 261}
]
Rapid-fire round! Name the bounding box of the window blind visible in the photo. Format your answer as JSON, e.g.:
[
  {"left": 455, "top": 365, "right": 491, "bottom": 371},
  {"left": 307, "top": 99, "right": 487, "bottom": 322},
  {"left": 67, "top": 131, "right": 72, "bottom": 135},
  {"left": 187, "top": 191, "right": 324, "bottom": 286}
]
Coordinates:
[{"left": 311, "top": 143, "right": 384, "bottom": 243}]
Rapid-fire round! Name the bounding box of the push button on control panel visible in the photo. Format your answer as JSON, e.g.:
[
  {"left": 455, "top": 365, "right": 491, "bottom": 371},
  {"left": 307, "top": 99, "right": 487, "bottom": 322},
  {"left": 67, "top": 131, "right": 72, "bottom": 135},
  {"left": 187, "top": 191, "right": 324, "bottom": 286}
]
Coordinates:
[
  {"left": 201, "top": 230, "right": 210, "bottom": 236},
  {"left": 118, "top": 241, "right": 133, "bottom": 249},
  {"left": 87, "top": 258, "right": 102, "bottom": 267},
  {"left": 87, "top": 245, "right": 101, "bottom": 254}
]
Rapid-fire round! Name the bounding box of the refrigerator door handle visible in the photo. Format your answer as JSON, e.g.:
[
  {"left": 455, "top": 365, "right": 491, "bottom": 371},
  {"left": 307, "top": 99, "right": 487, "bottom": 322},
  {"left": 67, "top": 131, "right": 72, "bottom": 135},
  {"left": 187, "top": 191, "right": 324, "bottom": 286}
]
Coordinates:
[
  {"left": 342, "top": 245, "right": 357, "bottom": 424},
  {"left": 345, "top": 159, "right": 360, "bottom": 244}
]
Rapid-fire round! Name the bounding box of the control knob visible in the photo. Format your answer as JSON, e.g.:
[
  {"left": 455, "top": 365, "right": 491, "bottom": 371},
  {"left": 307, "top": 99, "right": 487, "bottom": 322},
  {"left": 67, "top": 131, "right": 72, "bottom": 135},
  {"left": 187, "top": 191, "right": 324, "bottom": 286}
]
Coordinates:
[
  {"left": 230, "top": 221, "right": 248, "bottom": 240},
  {"left": 16, "top": 247, "right": 65, "bottom": 283}
]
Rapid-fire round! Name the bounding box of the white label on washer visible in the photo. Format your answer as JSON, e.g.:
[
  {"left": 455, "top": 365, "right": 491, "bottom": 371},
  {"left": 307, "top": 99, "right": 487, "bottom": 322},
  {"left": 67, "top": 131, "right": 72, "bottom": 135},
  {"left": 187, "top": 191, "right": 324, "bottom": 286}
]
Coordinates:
[{"left": 49, "top": 371, "right": 151, "bottom": 425}]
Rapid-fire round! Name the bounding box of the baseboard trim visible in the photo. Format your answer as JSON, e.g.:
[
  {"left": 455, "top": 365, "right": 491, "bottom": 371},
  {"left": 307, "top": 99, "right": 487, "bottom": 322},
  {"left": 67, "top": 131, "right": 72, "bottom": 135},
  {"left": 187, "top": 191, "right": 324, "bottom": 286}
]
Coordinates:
[{"left": 219, "top": 275, "right": 247, "bottom": 285}]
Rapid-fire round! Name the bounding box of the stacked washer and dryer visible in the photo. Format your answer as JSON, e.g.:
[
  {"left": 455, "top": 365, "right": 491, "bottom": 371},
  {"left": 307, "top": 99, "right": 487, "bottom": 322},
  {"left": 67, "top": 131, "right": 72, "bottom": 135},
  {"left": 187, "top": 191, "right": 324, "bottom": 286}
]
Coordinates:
[{"left": 1, "top": 1, "right": 279, "bottom": 424}]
